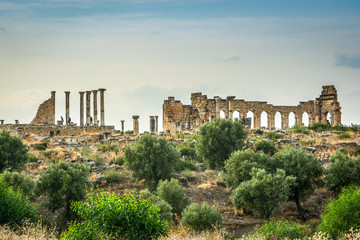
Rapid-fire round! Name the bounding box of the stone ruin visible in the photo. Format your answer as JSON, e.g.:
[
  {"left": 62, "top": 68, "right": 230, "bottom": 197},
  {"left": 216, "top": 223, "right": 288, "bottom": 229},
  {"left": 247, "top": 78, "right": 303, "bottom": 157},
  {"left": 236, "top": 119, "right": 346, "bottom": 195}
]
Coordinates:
[{"left": 163, "top": 85, "right": 342, "bottom": 133}]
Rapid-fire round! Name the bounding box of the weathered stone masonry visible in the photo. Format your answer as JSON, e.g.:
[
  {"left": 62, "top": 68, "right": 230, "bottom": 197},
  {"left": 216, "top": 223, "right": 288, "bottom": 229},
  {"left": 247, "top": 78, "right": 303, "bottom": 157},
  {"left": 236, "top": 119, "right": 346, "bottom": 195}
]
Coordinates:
[
  {"left": 30, "top": 91, "right": 56, "bottom": 125},
  {"left": 163, "top": 85, "right": 342, "bottom": 133}
]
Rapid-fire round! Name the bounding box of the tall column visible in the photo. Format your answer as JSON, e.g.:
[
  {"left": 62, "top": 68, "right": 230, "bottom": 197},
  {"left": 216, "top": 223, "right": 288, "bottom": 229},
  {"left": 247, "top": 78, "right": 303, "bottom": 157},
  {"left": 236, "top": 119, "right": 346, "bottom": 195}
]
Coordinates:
[
  {"left": 150, "top": 116, "right": 155, "bottom": 134},
  {"left": 133, "top": 115, "right": 139, "bottom": 136},
  {"left": 295, "top": 113, "right": 302, "bottom": 126},
  {"left": 92, "top": 90, "right": 98, "bottom": 126},
  {"left": 155, "top": 116, "right": 159, "bottom": 134},
  {"left": 215, "top": 97, "right": 221, "bottom": 118},
  {"left": 121, "top": 120, "right": 125, "bottom": 134},
  {"left": 227, "top": 96, "right": 235, "bottom": 120},
  {"left": 85, "top": 91, "right": 91, "bottom": 125},
  {"left": 281, "top": 112, "right": 289, "bottom": 129},
  {"left": 254, "top": 112, "right": 261, "bottom": 129},
  {"left": 79, "top": 91, "right": 85, "bottom": 127},
  {"left": 65, "top": 91, "right": 70, "bottom": 125},
  {"left": 268, "top": 113, "right": 275, "bottom": 129},
  {"left": 99, "top": 88, "right": 106, "bottom": 126}
]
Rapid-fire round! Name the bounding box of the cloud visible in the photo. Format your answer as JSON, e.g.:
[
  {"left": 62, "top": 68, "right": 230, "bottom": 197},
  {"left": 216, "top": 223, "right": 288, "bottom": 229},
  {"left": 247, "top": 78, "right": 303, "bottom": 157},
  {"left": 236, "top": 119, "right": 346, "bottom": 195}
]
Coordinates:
[
  {"left": 334, "top": 53, "right": 360, "bottom": 69},
  {"left": 224, "top": 55, "right": 241, "bottom": 62}
]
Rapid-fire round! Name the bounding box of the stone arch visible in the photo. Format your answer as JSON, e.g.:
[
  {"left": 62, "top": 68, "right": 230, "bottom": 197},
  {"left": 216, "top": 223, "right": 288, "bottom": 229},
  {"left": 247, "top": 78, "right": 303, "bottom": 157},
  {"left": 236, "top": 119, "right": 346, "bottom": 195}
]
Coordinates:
[
  {"left": 289, "top": 112, "right": 296, "bottom": 128},
  {"left": 302, "top": 112, "right": 309, "bottom": 127},
  {"left": 326, "top": 112, "right": 331, "bottom": 125},
  {"left": 246, "top": 111, "right": 255, "bottom": 129},
  {"left": 233, "top": 110, "right": 240, "bottom": 121},
  {"left": 261, "top": 111, "right": 268, "bottom": 128},
  {"left": 275, "top": 112, "right": 282, "bottom": 129},
  {"left": 220, "top": 110, "right": 226, "bottom": 119}
]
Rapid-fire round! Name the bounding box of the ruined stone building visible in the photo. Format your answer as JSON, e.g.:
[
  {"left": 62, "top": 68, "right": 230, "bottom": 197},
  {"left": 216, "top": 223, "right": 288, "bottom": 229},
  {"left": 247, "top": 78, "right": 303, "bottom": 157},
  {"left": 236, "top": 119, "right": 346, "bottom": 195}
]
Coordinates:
[{"left": 163, "top": 85, "right": 342, "bottom": 133}]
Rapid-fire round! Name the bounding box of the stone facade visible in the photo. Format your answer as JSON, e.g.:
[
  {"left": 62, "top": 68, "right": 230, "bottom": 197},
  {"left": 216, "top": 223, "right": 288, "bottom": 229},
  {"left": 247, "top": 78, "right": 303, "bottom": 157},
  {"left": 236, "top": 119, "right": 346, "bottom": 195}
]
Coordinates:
[
  {"left": 163, "top": 85, "right": 342, "bottom": 133},
  {"left": 30, "top": 91, "right": 56, "bottom": 125}
]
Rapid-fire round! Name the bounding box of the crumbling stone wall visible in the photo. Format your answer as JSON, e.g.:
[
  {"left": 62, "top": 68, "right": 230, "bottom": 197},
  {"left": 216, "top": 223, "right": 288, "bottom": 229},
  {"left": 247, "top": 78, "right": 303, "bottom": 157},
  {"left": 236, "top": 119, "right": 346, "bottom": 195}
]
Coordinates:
[
  {"left": 30, "top": 91, "right": 56, "bottom": 125},
  {"left": 163, "top": 85, "right": 342, "bottom": 133}
]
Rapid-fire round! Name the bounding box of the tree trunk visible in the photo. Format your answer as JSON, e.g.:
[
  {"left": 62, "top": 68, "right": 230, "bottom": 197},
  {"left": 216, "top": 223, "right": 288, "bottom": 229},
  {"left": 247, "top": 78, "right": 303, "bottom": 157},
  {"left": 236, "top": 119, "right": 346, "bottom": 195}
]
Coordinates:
[{"left": 295, "top": 193, "right": 307, "bottom": 221}]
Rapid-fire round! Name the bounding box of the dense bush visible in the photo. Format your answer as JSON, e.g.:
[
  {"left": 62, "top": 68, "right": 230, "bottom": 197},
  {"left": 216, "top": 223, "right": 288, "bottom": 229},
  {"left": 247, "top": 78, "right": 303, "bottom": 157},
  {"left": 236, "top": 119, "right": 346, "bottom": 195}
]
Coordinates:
[
  {"left": 337, "top": 132, "right": 351, "bottom": 139},
  {"left": 114, "top": 155, "right": 125, "bottom": 165},
  {"left": 265, "top": 132, "right": 283, "bottom": 142},
  {"left": 0, "top": 179, "right": 38, "bottom": 226},
  {"left": 196, "top": 118, "right": 247, "bottom": 169},
  {"left": 91, "top": 153, "right": 104, "bottom": 166},
  {"left": 28, "top": 153, "right": 38, "bottom": 163},
  {"left": 222, "top": 149, "right": 271, "bottom": 188},
  {"left": 255, "top": 140, "right": 277, "bottom": 156},
  {"left": 181, "top": 201, "right": 222, "bottom": 232},
  {"left": 61, "top": 191, "right": 169, "bottom": 240},
  {"left": 0, "top": 130, "right": 29, "bottom": 172},
  {"left": 97, "top": 144, "right": 119, "bottom": 153},
  {"left": 139, "top": 189, "right": 173, "bottom": 224},
  {"left": 33, "top": 141, "right": 48, "bottom": 151},
  {"left": 318, "top": 186, "right": 360, "bottom": 239},
  {"left": 257, "top": 219, "right": 309, "bottom": 240},
  {"left": 179, "top": 144, "right": 200, "bottom": 161},
  {"left": 124, "top": 134, "right": 180, "bottom": 190},
  {"left": 157, "top": 178, "right": 189, "bottom": 218},
  {"left": 0, "top": 171, "right": 36, "bottom": 200},
  {"left": 232, "top": 168, "right": 295, "bottom": 219},
  {"left": 290, "top": 125, "right": 309, "bottom": 134},
  {"left": 105, "top": 168, "right": 124, "bottom": 185},
  {"left": 273, "top": 146, "right": 324, "bottom": 220},
  {"left": 310, "top": 122, "right": 331, "bottom": 132},
  {"left": 177, "top": 159, "right": 198, "bottom": 171},
  {"left": 37, "top": 161, "right": 91, "bottom": 218},
  {"left": 324, "top": 152, "right": 360, "bottom": 194}
]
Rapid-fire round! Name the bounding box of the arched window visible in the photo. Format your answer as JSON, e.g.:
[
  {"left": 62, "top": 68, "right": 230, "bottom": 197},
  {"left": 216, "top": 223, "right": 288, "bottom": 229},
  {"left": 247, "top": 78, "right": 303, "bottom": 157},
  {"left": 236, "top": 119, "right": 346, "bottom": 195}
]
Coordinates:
[
  {"left": 302, "top": 112, "right": 309, "bottom": 127},
  {"left": 275, "top": 112, "right": 282, "bottom": 129},
  {"left": 261, "top": 111, "right": 268, "bottom": 128},
  {"left": 247, "top": 111, "right": 254, "bottom": 129},
  {"left": 289, "top": 112, "right": 295, "bottom": 128}
]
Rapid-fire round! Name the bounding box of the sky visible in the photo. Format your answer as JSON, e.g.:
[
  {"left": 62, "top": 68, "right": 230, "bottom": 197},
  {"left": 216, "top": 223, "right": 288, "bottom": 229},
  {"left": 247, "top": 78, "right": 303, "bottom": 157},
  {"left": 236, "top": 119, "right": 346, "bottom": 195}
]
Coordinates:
[{"left": 0, "top": 0, "right": 360, "bottom": 132}]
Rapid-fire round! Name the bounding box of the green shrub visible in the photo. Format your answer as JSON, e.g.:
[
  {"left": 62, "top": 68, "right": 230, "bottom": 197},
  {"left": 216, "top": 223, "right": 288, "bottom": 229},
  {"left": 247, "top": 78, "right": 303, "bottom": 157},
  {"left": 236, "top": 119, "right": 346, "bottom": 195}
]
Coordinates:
[
  {"left": 196, "top": 118, "right": 247, "bottom": 169},
  {"left": 0, "top": 171, "right": 36, "bottom": 200},
  {"left": 310, "top": 122, "right": 330, "bottom": 132},
  {"left": 105, "top": 169, "right": 124, "bottom": 185},
  {"left": 338, "top": 132, "right": 351, "bottom": 139},
  {"left": 42, "top": 150, "right": 56, "bottom": 158},
  {"left": 254, "top": 129, "right": 263, "bottom": 135},
  {"left": 0, "top": 130, "right": 29, "bottom": 172},
  {"left": 82, "top": 147, "right": 91, "bottom": 158},
  {"left": 97, "top": 144, "right": 119, "bottom": 153},
  {"left": 114, "top": 155, "right": 125, "bottom": 165},
  {"left": 174, "top": 132, "right": 185, "bottom": 139},
  {"left": 317, "top": 186, "right": 360, "bottom": 239},
  {"left": 255, "top": 140, "right": 277, "bottom": 156},
  {"left": 257, "top": 219, "right": 309, "bottom": 240},
  {"left": 356, "top": 146, "right": 360, "bottom": 157},
  {"left": 124, "top": 134, "right": 180, "bottom": 190},
  {"left": 179, "top": 145, "right": 199, "bottom": 161},
  {"left": 177, "top": 160, "right": 198, "bottom": 171},
  {"left": 157, "top": 178, "right": 189, "bottom": 218},
  {"left": 181, "top": 202, "right": 222, "bottom": 232},
  {"left": 0, "top": 179, "right": 38, "bottom": 226},
  {"left": 28, "top": 153, "right": 38, "bottom": 163},
  {"left": 291, "top": 125, "right": 309, "bottom": 134},
  {"left": 33, "top": 141, "right": 48, "bottom": 151},
  {"left": 139, "top": 189, "right": 173, "bottom": 224},
  {"left": 265, "top": 132, "right": 283, "bottom": 142},
  {"left": 125, "top": 130, "right": 134, "bottom": 134},
  {"left": 90, "top": 153, "right": 104, "bottom": 166},
  {"left": 61, "top": 191, "right": 169, "bottom": 240}
]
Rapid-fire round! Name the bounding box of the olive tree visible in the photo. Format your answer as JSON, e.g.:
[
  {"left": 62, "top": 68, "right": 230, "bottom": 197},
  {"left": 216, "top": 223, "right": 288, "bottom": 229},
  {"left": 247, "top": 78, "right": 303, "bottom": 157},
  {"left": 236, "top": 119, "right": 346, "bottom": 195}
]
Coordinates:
[
  {"left": 196, "top": 118, "right": 247, "bottom": 169},
  {"left": 124, "top": 134, "right": 180, "bottom": 190}
]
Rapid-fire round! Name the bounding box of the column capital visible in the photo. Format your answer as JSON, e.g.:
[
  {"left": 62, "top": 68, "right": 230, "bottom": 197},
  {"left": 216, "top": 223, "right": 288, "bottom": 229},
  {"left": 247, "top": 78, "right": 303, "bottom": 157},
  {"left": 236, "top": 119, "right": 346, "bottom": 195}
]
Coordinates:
[
  {"left": 92, "top": 89, "right": 98, "bottom": 93},
  {"left": 85, "top": 90, "right": 92, "bottom": 94},
  {"left": 65, "top": 91, "right": 70, "bottom": 94},
  {"left": 227, "top": 96, "right": 236, "bottom": 101},
  {"left": 79, "top": 91, "right": 85, "bottom": 95},
  {"left": 98, "top": 88, "right": 106, "bottom": 92},
  {"left": 132, "top": 115, "right": 139, "bottom": 120},
  {"left": 121, "top": 120, "right": 125, "bottom": 123}
]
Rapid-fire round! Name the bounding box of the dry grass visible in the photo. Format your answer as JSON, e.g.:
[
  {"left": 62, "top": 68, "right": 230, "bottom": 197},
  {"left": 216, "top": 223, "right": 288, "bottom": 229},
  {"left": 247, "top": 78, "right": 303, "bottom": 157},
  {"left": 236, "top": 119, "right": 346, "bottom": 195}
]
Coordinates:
[
  {"left": 160, "top": 224, "right": 228, "bottom": 240},
  {"left": 0, "top": 221, "right": 57, "bottom": 240}
]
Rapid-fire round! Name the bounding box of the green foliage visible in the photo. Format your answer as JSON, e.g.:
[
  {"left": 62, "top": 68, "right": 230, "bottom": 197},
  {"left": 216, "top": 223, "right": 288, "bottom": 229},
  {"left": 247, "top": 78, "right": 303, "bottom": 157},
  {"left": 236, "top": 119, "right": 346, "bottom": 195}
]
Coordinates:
[
  {"left": 28, "top": 153, "right": 38, "bottom": 163},
  {"left": 177, "top": 160, "right": 198, "bottom": 172},
  {"left": 290, "top": 125, "right": 309, "bottom": 134},
  {"left": 318, "top": 186, "right": 360, "bottom": 239},
  {"left": 338, "top": 132, "right": 351, "bottom": 139},
  {"left": 156, "top": 178, "right": 189, "bottom": 218},
  {"left": 324, "top": 152, "right": 360, "bottom": 194},
  {"left": 125, "top": 130, "right": 134, "bottom": 134},
  {"left": 42, "top": 150, "right": 56, "bottom": 158},
  {"left": 179, "top": 145, "right": 199, "bottom": 161},
  {"left": 0, "top": 171, "right": 36, "bottom": 200},
  {"left": 37, "top": 161, "right": 90, "bottom": 217},
  {"left": 356, "top": 146, "right": 360, "bottom": 157},
  {"left": 0, "top": 179, "right": 38, "bottom": 226},
  {"left": 82, "top": 147, "right": 91, "bottom": 158},
  {"left": 97, "top": 144, "right": 119, "bottom": 153},
  {"left": 124, "top": 134, "right": 180, "bottom": 190},
  {"left": 255, "top": 140, "right": 278, "bottom": 156},
  {"left": 139, "top": 189, "right": 173, "bottom": 224},
  {"left": 273, "top": 146, "right": 324, "bottom": 220},
  {"left": 222, "top": 149, "right": 271, "bottom": 188},
  {"left": 181, "top": 201, "right": 222, "bottom": 232},
  {"left": 105, "top": 168, "right": 124, "bottom": 185},
  {"left": 196, "top": 118, "right": 247, "bottom": 169},
  {"left": 310, "top": 122, "right": 331, "bottom": 132},
  {"left": 0, "top": 130, "right": 29, "bottom": 172},
  {"left": 254, "top": 129, "right": 263, "bottom": 135},
  {"left": 257, "top": 219, "right": 309, "bottom": 240},
  {"left": 174, "top": 132, "right": 185, "bottom": 139},
  {"left": 114, "top": 155, "right": 125, "bottom": 165},
  {"left": 265, "top": 132, "right": 283, "bottom": 142},
  {"left": 232, "top": 168, "right": 295, "bottom": 219},
  {"left": 61, "top": 191, "right": 169, "bottom": 240},
  {"left": 33, "top": 141, "right": 48, "bottom": 151},
  {"left": 90, "top": 153, "right": 104, "bottom": 166}
]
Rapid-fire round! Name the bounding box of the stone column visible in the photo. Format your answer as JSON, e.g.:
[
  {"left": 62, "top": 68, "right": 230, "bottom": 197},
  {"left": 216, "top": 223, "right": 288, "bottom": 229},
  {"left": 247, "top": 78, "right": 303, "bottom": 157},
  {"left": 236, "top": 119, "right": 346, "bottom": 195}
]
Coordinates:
[
  {"left": 227, "top": 96, "right": 235, "bottom": 120},
  {"left": 150, "top": 116, "right": 155, "bottom": 134},
  {"left": 15, "top": 120, "right": 19, "bottom": 124},
  {"left": 155, "top": 116, "right": 159, "bottom": 134},
  {"left": 215, "top": 97, "right": 221, "bottom": 118},
  {"left": 133, "top": 115, "right": 139, "bottom": 136},
  {"left": 99, "top": 88, "right": 106, "bottom": 126},
  {"left": 281, "top": 112, "right": 289, "bottom": 129},
  {"left": 0, "top": 120, "right": 4, "bottom": 124},
  {"left": 334, "top": 109, "right": 341, "bottom": 126},
  {"left": 65, "top": 91, "right": 70, "bottom": 125},
  {"left": 295, "top": 113, "right": 302, "bottom": 126},
  {"left": 92, "top": 90, "right": 98, "bottom": 126},
  {"left": 254, "top": 112, "right": 261, "bottom": 129},
  {"left": 85, "top": 91, "right": 91, "bottom": 125},
  {"left": 79, "top": 91, "right": 85, "bottom": 127},
  {"left": 268, "top": 113, "right": 275, "bottom": 129},
  {"left": 121, "top": 120, "right": 125, "bottom": 134}
]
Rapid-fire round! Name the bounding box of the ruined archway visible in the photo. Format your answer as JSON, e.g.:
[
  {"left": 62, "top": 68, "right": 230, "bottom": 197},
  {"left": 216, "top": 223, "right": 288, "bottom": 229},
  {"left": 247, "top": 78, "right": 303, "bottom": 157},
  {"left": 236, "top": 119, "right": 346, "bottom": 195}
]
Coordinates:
[
  {"left": 233, "top": 110, "right": 240, "bottom": 121},
  {"left": 326, "top": 112, "right": 331, "bottom": 125},
  {"left": 247, "top": 111, "right": 254, "bottom": 129},
  {"left": 302, "top": 112, "right": 309, "bottom": 127},
  {"left": 275, "top": 112, "right": 282, "bottom": 129},
  {"left": 289, "top": 112, "right": 296, "bottom": 128},
  {"left": 261, "top": 111, "right": 268, "bottom": 128},
  {"left": 220, "top": 110, "right": 226, "bottom": 119}
]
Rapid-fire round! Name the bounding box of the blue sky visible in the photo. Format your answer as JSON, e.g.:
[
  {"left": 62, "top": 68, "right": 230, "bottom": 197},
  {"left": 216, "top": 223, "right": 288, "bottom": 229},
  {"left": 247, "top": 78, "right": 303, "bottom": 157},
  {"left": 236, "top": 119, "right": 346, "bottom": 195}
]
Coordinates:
[{"left": 0, "top": 0, "right": 360, "bottom": 131}]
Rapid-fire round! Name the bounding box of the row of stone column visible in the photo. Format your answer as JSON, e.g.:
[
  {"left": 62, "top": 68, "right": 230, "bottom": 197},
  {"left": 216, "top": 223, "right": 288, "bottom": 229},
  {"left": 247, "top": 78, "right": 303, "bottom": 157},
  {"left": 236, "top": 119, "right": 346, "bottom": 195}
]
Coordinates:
[{"left": 131, "top": 115, "right": 159, "bottom": 135}]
